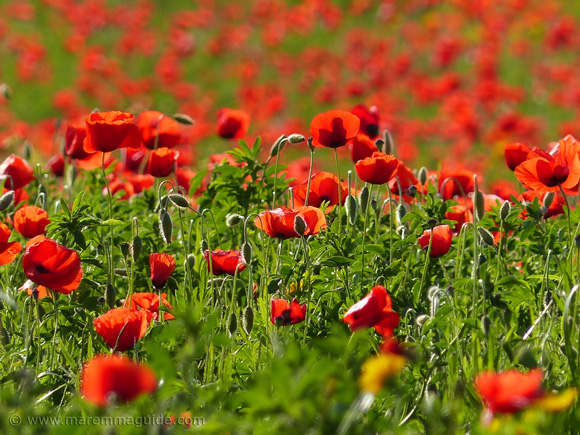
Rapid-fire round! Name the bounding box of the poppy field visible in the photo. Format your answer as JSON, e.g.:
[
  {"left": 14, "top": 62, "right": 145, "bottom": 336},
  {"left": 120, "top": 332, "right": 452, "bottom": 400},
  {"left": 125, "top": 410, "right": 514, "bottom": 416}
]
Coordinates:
[{"left": 4, "top": 0, "right": 580, "bottom": 434}]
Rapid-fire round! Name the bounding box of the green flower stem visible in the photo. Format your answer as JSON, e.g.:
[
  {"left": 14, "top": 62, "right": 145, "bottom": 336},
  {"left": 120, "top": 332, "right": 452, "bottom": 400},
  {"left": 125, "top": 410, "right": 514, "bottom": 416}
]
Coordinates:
[{"left": 334, "top": 148, "right": 343, "bottom": 234}]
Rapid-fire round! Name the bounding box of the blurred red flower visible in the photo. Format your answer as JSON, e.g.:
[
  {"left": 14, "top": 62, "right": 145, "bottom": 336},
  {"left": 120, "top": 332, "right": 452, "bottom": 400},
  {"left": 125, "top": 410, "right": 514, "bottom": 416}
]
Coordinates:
[
  {"left": 149, "top": 253, "right": 176, "bottom": 289},
  {"left": 203, "top": 249, "right": 246, "bottom": 276},
  {"left": 0, "top": 223, "right": 21, "bottom": 266},
  {"left": 350, "top": 134, "right": 378, "bottom": 163},
  {"left": 147, "top": 148, "right": 178, "bottom": 177},
  {"left": 254, "top": 206, "right": 327, "bottom": 239},
  {"left": 270, "top": 298, "right": 306, "bottom": 326},
  {"left": 475, "top": 369, "right": 543, "bottom": 414},
  {"left": 0, "top": 154, "right": 35, "bottom": 190},
  {"left": 22, "top": 235, "right": 83, "bottom": 294},
  {"left": 343, "top": 285, "right": 400, "bottom": 337},
  {"left": 351, "top": 104, "right": 379, "bottom": 139},
  {"left": 216, "top": 108, "right": 250, "bottom": 139},
  {"left": 13, "top": 205, "right": 50, "bottom": 238},
  {"left": 137, "top": 110, "right": 182, "bottom": 149},
  {"left": 418, "top": 225, "right": 453, "bottom": 257},
  {"left": 504, "top": 142, "right": 531, "bottom": 171},
  {"left": 310, "top": 110, "right": 360, "bottom": 148},
  {"left": 81, "top": 354, "right": 157, "bottom": 407},
  {"left": 84, "top": 111, "right": 141, "bottom": 153},
  {"left": 93, "top": 307, "right": 152, "bottom": 351}
]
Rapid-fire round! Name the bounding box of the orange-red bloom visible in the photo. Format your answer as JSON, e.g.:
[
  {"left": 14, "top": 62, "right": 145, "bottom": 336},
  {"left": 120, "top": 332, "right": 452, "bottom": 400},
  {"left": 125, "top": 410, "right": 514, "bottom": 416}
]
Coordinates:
[
  {"left": 93, "top": 307, "right": 152, "bottom": 351},
  {"left": 417, "top": 224, "right": 453, "bottom": 257},
  {"left": 438, "top": 167, "right": 476, "bottom": 201},
  {"left": 351, "top": 104, "right": 379, "bottom": 139},
  {"left": 216, "top": 108, "right": 250, "bottom": 139},
  {"left": 475, "top": 369, "right": 543, "bottom": 414},
  {"left": 125, "top": 292, "right": 174, "bottom": 321},
  {"left": 22, "top": 235, "right": 83, "bottom": 294},
  {"left": 291, "top": 171, "right": 348, "bottom": 212},
  {"left": 514, "top": 134, "right": 580, "bottom": 194},
  {"left": 445, "top": 205, "right": 473, "bottom": 233},
  {"left": 350, "top": 134, "right": 378, "bottom": 163},
  {"left": 84, "top": 111, "right": 141, "bottom": 153},
  {"left": 13, "top": 205, "right": 50, "bottom": 238},
  {"left": 343, "top": 285, "right": 400, "bottom": 337},
  {"left": 355, "top": 152, "right": 399, "bottom": 185},
  {"left": 270, "top": 298, "right": 306, "bottom": 326},
  {"left": 0, "top": 223, "right": 21, "bottom": 266},
  {"left": 504, "top": 142, "right": 531, "bottom": 171},
  {"left": 137, "top": 110, "right": 182, "bottom": 149},
  {"left": 254, "top": 206, "right": 327, "bottom": 239},
  {"left": 81, "top": 354, "right": 157, "bottom": 407},
  {"left": 203, "top": 249, "right": 246, "bottom": 276},
  {"left": 147, "top": 148, "right": 178, "bottom": 177},
  {"left": 0, "top": 154, "right": 35, "bottom": 190},
  {"left": 149, "top": 253, "right": 176, "bottom": 289},
  {"left": 310, "top": 110, "right": 360, "bottom": 148}
]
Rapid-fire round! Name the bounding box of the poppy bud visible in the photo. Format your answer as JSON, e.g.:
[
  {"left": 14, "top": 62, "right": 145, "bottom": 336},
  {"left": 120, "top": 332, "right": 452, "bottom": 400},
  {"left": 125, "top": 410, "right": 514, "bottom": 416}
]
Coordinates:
[
  {"left": 543, "top": 192, "right": 555, "bottom": 209},
  {"left": 0, "top": 83, "right": 12, "bottom": 100},
  {"left": 0, "top": 190, "right": 14, "bottom": 211},
  {"left": 481, "top": 316, "right": 491, "bottom": 336},
  {"left": 0, "top": 313, "right": 9, "bottom": 346},
  {"left": 168, "top": 193, "right": 190, "bottom": 208},
  {"left": 200, "top": 239, "right": 209, "bottom": 253},
  {"left": 226, "top": 213, "right": 243, "bottom": 227},
  {"left": 160, "top": 210, "right": 173, "bottom": 244},
  {"left": 500, "top": 200, "right": 511, "bottom": 221},
  {"left": 427, "top": 218, "right": 438, "bottom": 228},
  {"left": 397, "top": 203, "right": 407, "bottom": 225},
  {"left": 416, "top": 314, "right": 430, "bottom": 327},
  {"left": 131, "top": 236, "right": 142, "bottom": 261},
  {"left": 479, "top": 252, "right": 487, "bottom": 265},
  {"left": 418, "top": 167, "right": 428, "bottom": 186},
  {"left": 115, "top": 268, "right": 127, "bottom": 276},
  {"left": 269, "top": 135, "right": 287, "bottom": 158},
  {"left": 187, "top": 253, "right": 196, "bottom": 269},
  {"left": 241, "top": 242, "right": 253, "bottom": 264},
  {"left": 307, "top": 136, "right": 315, "bottom": 152},
  {"left": 474, "top": 190, "right": 485, "bottom": 220},
  {"left": 229, "top": 313, "right": 238, "bottom": 336},
  {"left": 478, "top": 227, "right": 495, "bottom": 246},
  {"left": 407, "top": 185, "right": 418, "bottom": 198},
  {"left": 359, "top": 185, "right": 370, "bottom": 214},
  {"left": 172, "top": 113, "right": 195, "bottom": 125},
  {"left": 345, "top": 195, "right": 358, "bottom": 225},
  {"left": 374, "top": 139, "right": 384, "bottom": 153},
  {"left": 288, "top": 134, "right": 305, "bottom": 144},
  {"left": 294, "top": 215, "right": 307, "bottom": 237},
  {"left": 106, "top": 284, "right": 116, "bottom": 309},
  {"left": 242, "top": 306, "right": 254, "bottom": 335},
  {"left": 120, "top": 242, "right": 130, "bottom": 259},
  {"left": 383, "top": 130, "right": 394, "bottom": 155}
]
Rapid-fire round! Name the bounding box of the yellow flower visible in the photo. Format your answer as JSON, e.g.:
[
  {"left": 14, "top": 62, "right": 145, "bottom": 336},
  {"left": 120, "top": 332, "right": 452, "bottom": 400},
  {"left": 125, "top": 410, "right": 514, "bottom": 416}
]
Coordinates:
[
  {"left": 358, "top": 353, "right": 406, "bottom": 394},
  {"left": 533, "top": 388, "right": 578, "bottom": 412}
]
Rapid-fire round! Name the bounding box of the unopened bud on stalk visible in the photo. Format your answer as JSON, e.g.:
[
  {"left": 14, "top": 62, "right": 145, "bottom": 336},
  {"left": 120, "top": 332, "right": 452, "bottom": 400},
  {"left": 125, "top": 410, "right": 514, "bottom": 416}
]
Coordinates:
[
  {"left": 474, "top": 190, "right": 485, "bottom": 221},
  {"left": 407, "top": 185, "right": 418, "bottom": 198},
  {"left": 478, "top": 252, "right": 487, "bottom": 265},
  {"left": 269, "top": 135, "right": 287, "bottom": 158},
  {"left": 397, "top": 203, "right": 407, "bottom": 225},
  {"left": 294, "top": 215, "right": 307, "bottom": 236},
  {"left": 307, "top": 136, "right": 315, "bottom": 152},
  {"left": 418, "top": 167, "right": 428, "bottom": 186},
  {"left": 0, "top": 83, "right": 12, "bottom": 100},
  {"left": 243, "top": 306, "right": 254, "bottom": 335},
  {"left": 187, "top": 253, "right": 196, "bottom": 269},
  {"left": 105, "top": 284, "right": 116, "bottom": 309},
  {"left": 500, "top": 200, "right": 511, "bottom": 221},
  {"left": 200, "top": 239, "right": 209, "bottom": 253},
  {"left": 287, "top": 134, "right": 305, "bottom": 144},
  {"left": 543, "top": 191, "right": 555, "bottom": 209},
  {"left": 416, "top": 314, "right": 430, "bottom": 327},
  {"left": 172, "top": 113, "right": 195, "bottom": 125},
  {"left": 168, "top": 193, "right": 190, "bottom": 208},
  {"left": 131, "top": 236, "right": 142, "bottom": 261},
  {"left": 574, "top": 235, "right": 580, "bottom": 250},
  {"left": 229, "top": 313, "right": 238, "bottom": 336},
  {"left": 0, "top": 190, "right": 14, "bottom": 211},
  {"left": 226, "top": 213, "right": 244, "bottom": 227},
  {"left": 427, "top": 218, "right": 438, "bottom": 229},
  {"left": 0, "top": 314, "right": 8, "bottom": 346},
  {"left": 481, "top": 316, "right": 491, "bottom": 335},
  {"left": 115, "top": 268, "right": 128, "bottom": 276},
  {"left": 242, "top": 242, "right": 253, "bottom": 264},
  {"left": 120, "top": 242, "right": 130, "bottom": 258},
  {"left": 375, "top": 139, "right": 384, "bottom": 153},
  {"left": 359, "top": 186, "right": 370, "bottom": 214},
  {"left": 160, "top": 210, "right": 173, "bottom": 244},
  {"left": 383, "top": 129, "right": 394, "bottom": 155},
  {"left": 478, "top": 227, "right": 495, "bottom": 246},
  {"left": 346, "top": 195, "right": 358, "bottom": 225}
]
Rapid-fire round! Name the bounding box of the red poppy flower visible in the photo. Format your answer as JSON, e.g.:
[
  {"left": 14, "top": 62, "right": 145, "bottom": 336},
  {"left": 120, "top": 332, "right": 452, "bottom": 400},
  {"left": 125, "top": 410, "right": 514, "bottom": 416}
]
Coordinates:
[
  {"left": 514, "top": 134, "right": 580, "bottom": 194},
  {"left": 125, "top": 292, "right": 174, "bottom": 321},
  {"left": 65, "top": 122, "right": 91, "bottom": 160},
  {"left": 147, "top": 148, "right": 178, "bottom": 177},
  {"left": 84, "top": 111, "right": 141, "bottom": 153},
  {"left": 137, "top": 110, "right": 182, "bottom": 149},
  {"left": 0, "top": 223, "right": 21, "bottom": 266},
  {"left": 13, "top": 205, "right": 50, "bottom": 238},
  {"left": 291, "top": 171, "right": 348, "bottom": 212},
  {"left": 203, "top": 249, "right": 246, "bottom": 276},
  {"left": 149, "top": 253, "right": 176, "bottom": 289},
  {"left": 351, "top": 104, "right": 379, "bottom": 139},
  {"left": 417, "top": 225, "right": 453, "bottom": 257},
  {"left": 343, "top": 285, "right": 400, "bottom": 337},
  {"left": 475, "top": 369, "right": 544, "bottom": 414},
  {"left": 445, "top": 205, "right": 473, "bottom": 233},
  {"left": 216, "top": 108, "right": 250, "bottom": 139},
  {"left": 519, "top": 190, "right": 566, "bottom": 219},
  {"left": 504, "top": 142, "right": 531, "bottom": 171},
  {"left": 254, "top": 206, "right": 327, "bottom": 239},
  {"left": 355, "top": 152, "right": 400, "bottom": 185},
  {"left": 93, "top": 307, "right": 152, "bottom": 351},
  {"left": 438, "top": 167, "right": 476, "bottom": 201},
  {"left": 350, "top": 134, "right": 378, "bottom": 163},
  {"left": 22, "top": 235, "right": 83, "bottom": 294},
  {"left": 46, "top": 154, "right": 65, "bottom": 176},
  {"left": 388, "top": 161, "right": 422, "bottom": 199},
  {"left": 270, "top": 298, "right": 306, "bottom": 326},
  {"left": 81, "top": 354, "right": 157, "bottom": 407},
  {"left": 0, "top": 154, "right": 35, "bottom": 190},
  {"left": 310, "top": 110, "right": 360, "bottom": 148}
]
